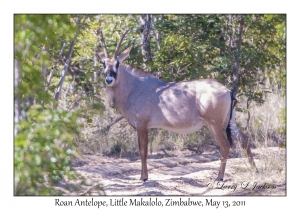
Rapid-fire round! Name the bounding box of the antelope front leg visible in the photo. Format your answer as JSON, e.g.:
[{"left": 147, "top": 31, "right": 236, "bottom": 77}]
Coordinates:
[{"left": 137, "top": 127, "right": 149, "bottom": 181}]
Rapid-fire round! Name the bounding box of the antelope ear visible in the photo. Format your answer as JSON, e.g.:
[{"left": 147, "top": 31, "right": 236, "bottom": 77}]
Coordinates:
[
  {"left": 117, "top": 46, "right": 133, "bottom": 62},
  {"left": 98, "top": 51, "right": 107, "bottom": 62}
]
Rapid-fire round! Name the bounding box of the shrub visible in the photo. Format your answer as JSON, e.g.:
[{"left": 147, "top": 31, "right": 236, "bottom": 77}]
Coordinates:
[{"left": 14, "top": 105, "right": 80, "bottom": 195}]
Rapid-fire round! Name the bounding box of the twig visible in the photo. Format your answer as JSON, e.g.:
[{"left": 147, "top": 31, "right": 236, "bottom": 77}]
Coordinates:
[
  {"left": 92, "top": 116, "right": 124, "bottom": 134},
  {"left": 161, "top": 148, "right": 172, "bottom": 157},
  {"left": 98, "top": 30, "right": 109, "bottom": 58},
  {"left": 175, "top": 62, "right": 192, "bottom": 78},
  {"left": 106, "top": 116, "right": 124, "bottom": 131},
  {"left": 183, "top": 145, "right": 203, "bottom": 154}
]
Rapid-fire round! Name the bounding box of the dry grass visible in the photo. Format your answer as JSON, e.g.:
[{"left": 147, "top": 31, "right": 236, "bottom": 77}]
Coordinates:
[
  {"left": 226, "top": 90, "right": 286, "bottom": 193},
  {"left": 225, "top": 146, "right": 286, "bottom": 195}
]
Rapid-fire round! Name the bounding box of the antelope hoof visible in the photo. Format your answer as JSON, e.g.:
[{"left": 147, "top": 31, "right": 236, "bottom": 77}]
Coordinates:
[{"left": 140, "top": 175, "right": 148, "bottom": 182}]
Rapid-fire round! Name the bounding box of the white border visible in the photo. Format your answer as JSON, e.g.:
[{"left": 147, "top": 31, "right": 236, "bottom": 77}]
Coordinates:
[{"left": 2, "top": 0, "right": 297, "bottom": 209}]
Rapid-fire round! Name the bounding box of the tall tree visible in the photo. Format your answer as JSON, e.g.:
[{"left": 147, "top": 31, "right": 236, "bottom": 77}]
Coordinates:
[{"left": 140, "top": 14, "right": 153, "bottom": 66}]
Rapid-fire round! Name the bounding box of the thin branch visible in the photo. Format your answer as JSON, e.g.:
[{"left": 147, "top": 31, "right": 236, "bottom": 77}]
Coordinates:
[
  {"left": 106, "top": 116, "right": 124, "bottom": 131},
  {"left": 183, "top": 145, "right": 203, "bottom": 154},
  {"left": 228, "top": 15, "right": 234, "bottom": 69},
  {"left": 45, "top": 41, "right": 67, "bottom": 91},
  {"left": 46, "top": 69, "right": 55, "bottom": 90},
  {"left": 177, "top": 62, "right": 192, "bottom": 75},
  {"left": 236, "top": 15, "right": 244, "bottom": 64},
  {"left": 54, "top": 40, "right": 76, "bottom": 102},
  {"left": 98, "top": 30, "right": 109, "bottom": 58},
  {"left": 24, "top": 92, "right": 34, "bottom": 113},
  {"left": 152, "top": 15, "right": 162, "bottom": 50},
  {"left": 93, "top": 46, "right": 99, "bottom": 94},
  {"left": 58, "top": 40, "right": 68, "bottom": 57},
  {"left": 14, "top": 59, "right": 21, "bottom": 135},
  {"left": 161, "top": 148, "right": 172, "bottom": 157},
  {"left": 92, "top": 116, "right": 124, "bottom": 134},
  {"left": 54, "top": 15, "right": 85, "bottom": 104},
  {"left": 153, "top": 30, "right": 161, "bottom": 50}
]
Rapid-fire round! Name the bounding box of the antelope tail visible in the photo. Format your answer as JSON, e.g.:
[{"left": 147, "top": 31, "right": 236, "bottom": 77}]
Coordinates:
[{"left": 226, "top": 91, "right": 238, "bottom": 147}]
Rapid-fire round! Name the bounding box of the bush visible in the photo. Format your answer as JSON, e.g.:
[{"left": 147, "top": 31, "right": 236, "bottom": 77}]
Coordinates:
[{"left": 14, "top": 105, "right": 80, "bottom": 195}]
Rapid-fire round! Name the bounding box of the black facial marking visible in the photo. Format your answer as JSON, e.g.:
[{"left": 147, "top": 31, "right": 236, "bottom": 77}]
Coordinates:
[
  {"left": 106, "top": 70, "right": 117, "bottom": 79},
  {"left": 115, "top": 60, "right": 119, "bottom": 69},
  {"left": 102, "top": 61, "right": 106, "bottom": 69}
]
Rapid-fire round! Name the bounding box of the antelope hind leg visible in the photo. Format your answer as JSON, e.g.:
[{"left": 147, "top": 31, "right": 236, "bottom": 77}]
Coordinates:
[
  {"left": 216, "top": 143, "right": 230, "bottom": 181},
  {"left": 137, "top": 126, "right": 149, "bottom": 181},
  {"left": 210, "top": 125, "right": 231, "bottom": 181}
]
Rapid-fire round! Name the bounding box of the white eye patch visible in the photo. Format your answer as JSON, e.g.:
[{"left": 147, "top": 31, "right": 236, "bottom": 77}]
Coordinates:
[
  {"left": 113, "top": 61, "right": 119, "bottom": 73},
  {"left": 104, "top": 60, "right": 109, "bottom": 73}
]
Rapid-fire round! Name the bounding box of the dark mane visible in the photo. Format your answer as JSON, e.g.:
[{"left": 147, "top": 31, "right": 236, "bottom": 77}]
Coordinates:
[{"left": 122, "top": 63, "right": 162, "bottom": 79}]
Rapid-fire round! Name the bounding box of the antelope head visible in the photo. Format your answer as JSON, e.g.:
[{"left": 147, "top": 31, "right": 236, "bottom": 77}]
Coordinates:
[{"left": 98, "top": 30, "right": 133, "bottom": 87}]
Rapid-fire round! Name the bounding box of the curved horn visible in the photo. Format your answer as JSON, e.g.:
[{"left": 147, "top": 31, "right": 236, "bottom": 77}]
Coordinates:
[
  {"left": 113, "top": 29, "right": 130, "bottom": 59},
  {"left": 99, "top": 30, "right": 109, "bottom": 58}
]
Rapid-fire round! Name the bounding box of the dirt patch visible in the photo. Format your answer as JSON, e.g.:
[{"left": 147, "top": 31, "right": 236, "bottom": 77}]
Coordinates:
[{"left": 62, "top": 147, "right": 286, "bottom": 196}]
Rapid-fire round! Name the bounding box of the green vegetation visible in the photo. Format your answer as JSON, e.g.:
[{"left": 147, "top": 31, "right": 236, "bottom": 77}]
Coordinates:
[
  {"left": 14, "top": 14, "right": 286, "bottom": 195},
  {"left": 14, "top": 107, "right": 80, "bottom": 195}
]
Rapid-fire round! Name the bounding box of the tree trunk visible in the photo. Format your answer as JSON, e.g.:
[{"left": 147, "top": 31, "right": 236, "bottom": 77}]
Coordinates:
[
  {"left": 229, "top": 15, "right": 244, "bottom": 99},
  {"left": 219, "top": 35, "right": 225, "bottom": 56},
  {"left": 140, "top": 14, "right": 152, "bottom": 65},
  {"left": 46, "top": 41, "right": 67, "bottom": 91},
  {"left": 14, "top": 59, "right": 21, "bottom": 135},
  {"left": 246, "top": 96, "right": 252, "bottom": 130},
  {"left": 93, "top": 47, "right": 99, "bottom": 94},
  {"left": 153, "top": 15, "right": 163, "bottom": 50},
  {"left": 54, "top": 40, "right": 76, "bottom": 102}
]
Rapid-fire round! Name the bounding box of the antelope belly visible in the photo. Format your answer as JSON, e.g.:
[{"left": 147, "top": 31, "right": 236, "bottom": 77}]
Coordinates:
[{"left": 151, "top": 120, "right": 205, "bottom": 134}]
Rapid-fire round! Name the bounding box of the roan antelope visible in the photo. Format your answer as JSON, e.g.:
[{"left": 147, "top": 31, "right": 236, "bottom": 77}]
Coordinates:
[{"left": 98, "top": 30, "right": 257, "bottom": 181}]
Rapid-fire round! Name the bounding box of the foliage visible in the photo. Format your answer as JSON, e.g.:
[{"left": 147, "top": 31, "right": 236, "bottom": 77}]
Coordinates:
[
  {"left": 14, "top": 106, "right": 80, "bottom": 195},
  {"left": 235, "top": 15, "right": 286, "bottom": 107},
  {"left": 14, "top": 15, "right": 89, "bottom": 195},
  {"left": 14, "top": 15, "right": 76, "bottom": 108}
]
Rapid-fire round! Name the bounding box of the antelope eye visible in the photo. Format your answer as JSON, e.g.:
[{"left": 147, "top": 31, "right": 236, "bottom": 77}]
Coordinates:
[{"left": 102, "top": 62, "right": 106, "bottom": 69}]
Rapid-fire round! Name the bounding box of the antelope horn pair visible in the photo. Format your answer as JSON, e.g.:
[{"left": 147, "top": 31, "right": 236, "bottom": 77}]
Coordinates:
[{"left": 99, "top": 29, "right": 130, "bottom": 59}]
